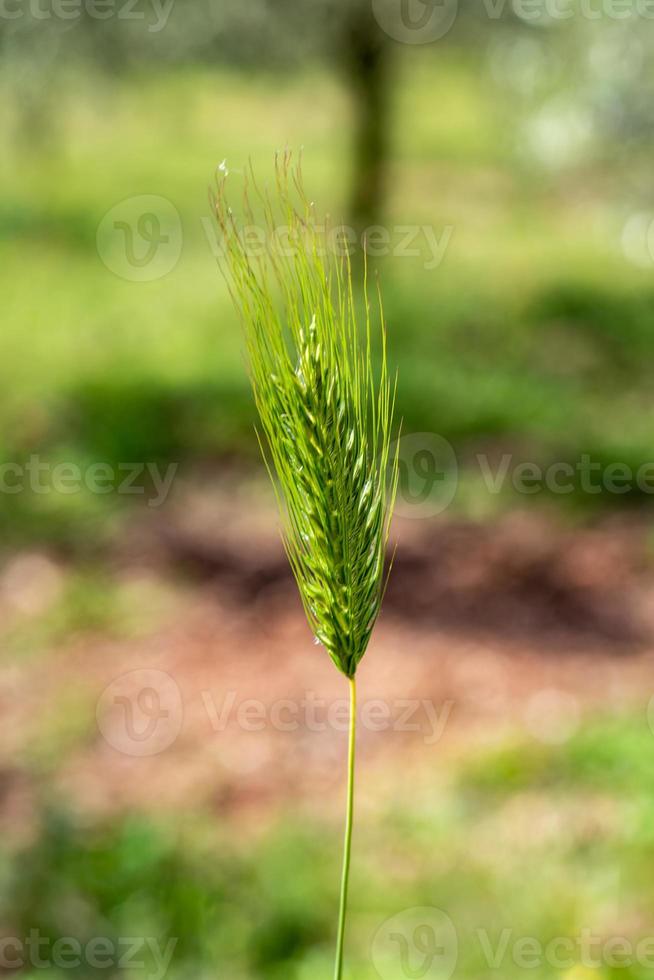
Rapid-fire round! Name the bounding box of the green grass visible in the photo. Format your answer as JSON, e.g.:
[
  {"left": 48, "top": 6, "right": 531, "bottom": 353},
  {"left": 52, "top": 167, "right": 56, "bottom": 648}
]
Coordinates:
[
  {"left": 2, "top": 53, "right": 654, "bottom": 550},
  {"left": 4, "top": 708, "right": 654, "bottom": 979}
]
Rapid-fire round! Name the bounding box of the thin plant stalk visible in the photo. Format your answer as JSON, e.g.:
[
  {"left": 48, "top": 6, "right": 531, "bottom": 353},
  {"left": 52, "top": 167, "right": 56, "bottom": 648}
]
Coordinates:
[
  {"left": 212, "top": 151, "right": 397, "bottom": 980},
  {"left": 334, "top": 675, "right": 356, "bottom": 980}
]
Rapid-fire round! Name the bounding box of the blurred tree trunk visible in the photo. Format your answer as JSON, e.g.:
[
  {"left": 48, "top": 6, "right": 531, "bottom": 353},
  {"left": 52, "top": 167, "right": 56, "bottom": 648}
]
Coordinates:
[{"left": 342, "top": 3, "right": 392, "bottom": 238}]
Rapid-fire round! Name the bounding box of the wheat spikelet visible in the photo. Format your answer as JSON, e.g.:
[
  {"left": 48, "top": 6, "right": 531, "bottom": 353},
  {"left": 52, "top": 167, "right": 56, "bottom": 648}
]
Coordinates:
[{"left": 213, "top": 152, "right": 397, "bottom": 678}]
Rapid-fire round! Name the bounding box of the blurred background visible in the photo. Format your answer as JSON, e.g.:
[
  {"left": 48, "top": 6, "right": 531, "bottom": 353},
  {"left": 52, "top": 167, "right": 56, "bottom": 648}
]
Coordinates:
[{"left": 3, "top": 0, "right": 654, "bottom": 976}]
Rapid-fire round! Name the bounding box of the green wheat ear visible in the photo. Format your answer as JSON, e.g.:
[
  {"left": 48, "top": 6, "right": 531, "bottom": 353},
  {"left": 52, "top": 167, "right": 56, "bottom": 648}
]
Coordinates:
[
  {"left": 212, "top": 152, "right": 398, "bottom": 680},
  {"left": 212, "top": 151, "right": 398, "bottom": 980}
]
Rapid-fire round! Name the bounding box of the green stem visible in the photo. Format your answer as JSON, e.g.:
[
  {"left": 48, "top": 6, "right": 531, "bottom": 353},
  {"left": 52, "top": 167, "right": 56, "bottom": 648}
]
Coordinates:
[{"left": 334, "top": 675, "right": 357, "bottom": 980}]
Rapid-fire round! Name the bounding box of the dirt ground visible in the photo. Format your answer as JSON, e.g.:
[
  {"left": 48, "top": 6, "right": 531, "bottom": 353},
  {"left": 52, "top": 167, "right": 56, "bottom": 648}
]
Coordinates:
[{"left": 4, "top": 496, "right": 654, "bottom": 833}]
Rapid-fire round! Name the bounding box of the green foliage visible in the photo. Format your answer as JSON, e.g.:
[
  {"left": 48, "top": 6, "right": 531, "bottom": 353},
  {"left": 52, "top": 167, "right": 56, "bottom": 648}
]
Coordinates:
[
  {"left": 6, "top": 711, "right": 654, "bottom": 979},
  {"left": 1, "top": 809, "right": 337, "bottom": 979},
  {"left": 458, "top": 712, "right": 654, "bottom": 801},
  {"left": 213, "top": 154, "right": 397, "bottom": 677},
  {"left": 3, "top": 64, "right": 654, "bottom": 553}
]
